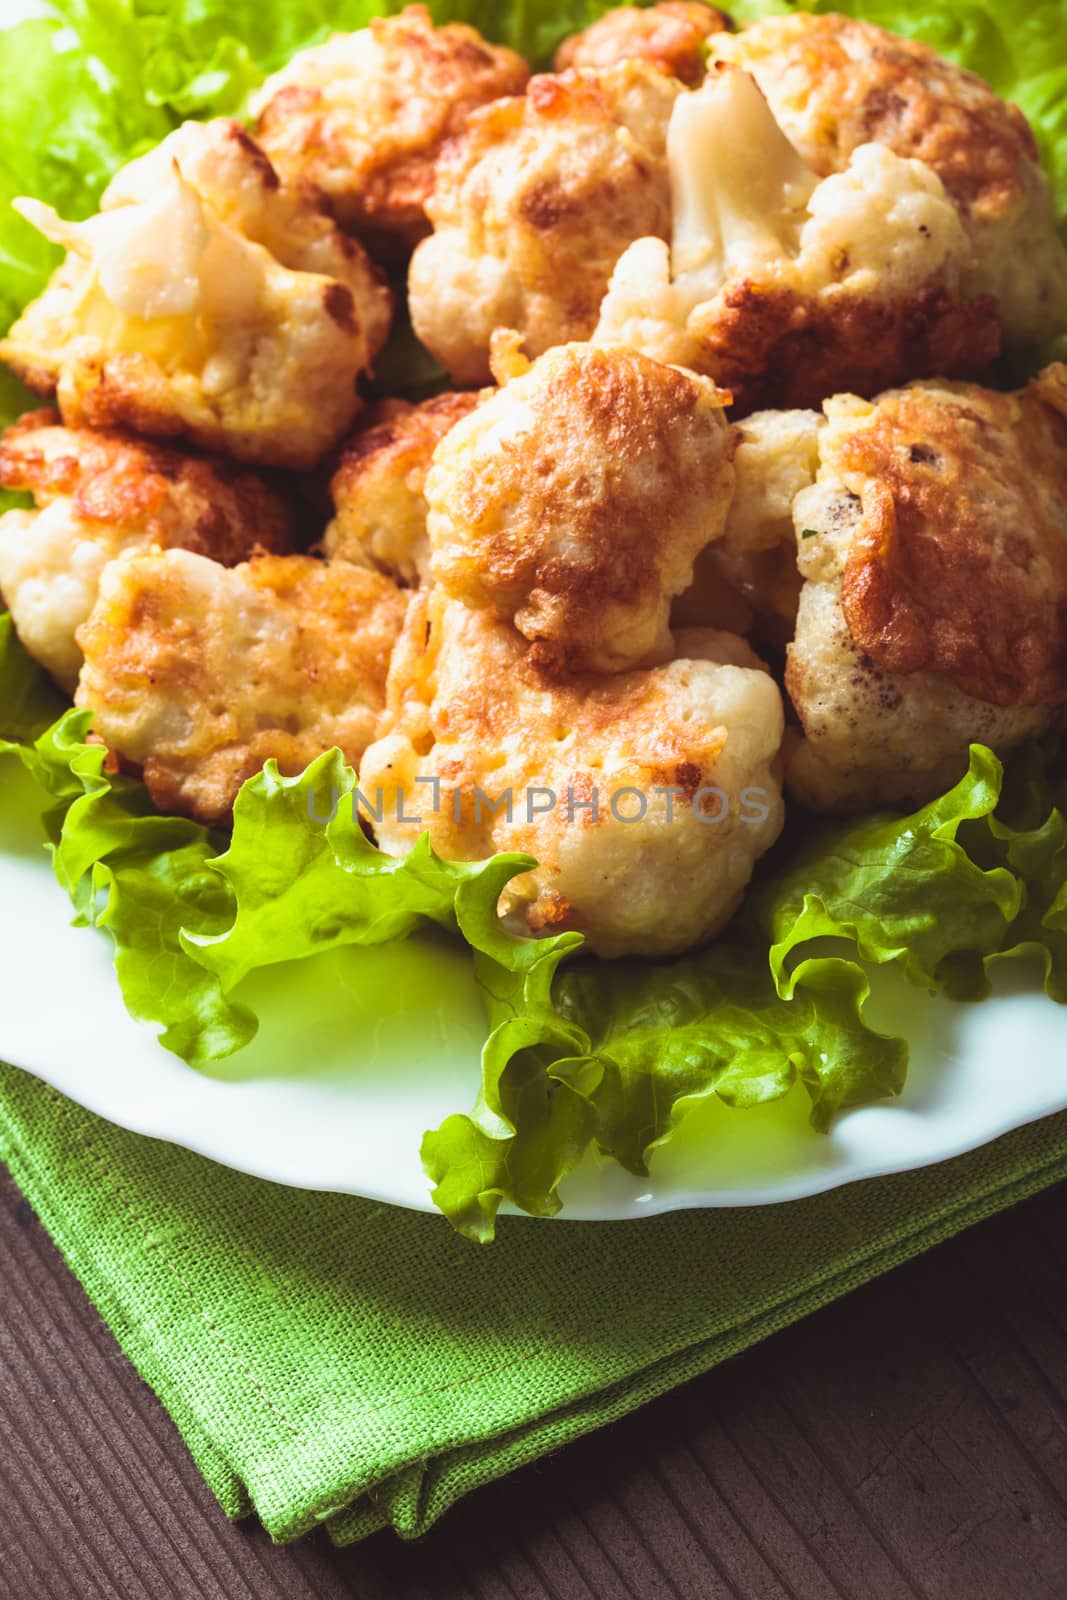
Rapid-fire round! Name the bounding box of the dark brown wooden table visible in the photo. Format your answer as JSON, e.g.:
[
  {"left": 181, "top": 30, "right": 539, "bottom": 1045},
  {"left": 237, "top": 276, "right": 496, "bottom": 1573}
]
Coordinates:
[{"left": 2, "top": 1164, "right": 1066, "bottom": 1600}]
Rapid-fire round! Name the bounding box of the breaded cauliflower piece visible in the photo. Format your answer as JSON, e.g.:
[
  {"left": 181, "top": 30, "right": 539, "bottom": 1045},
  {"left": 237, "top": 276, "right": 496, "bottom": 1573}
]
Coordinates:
[
  {"left": 593, "top": 66, "right": 1000, "bottom": 412},
  {"left": 785, "top": 366, "right": 1067, "bottom": 812},
  {"left": 323, "top": 390, "right": 483, "bottom": 586},
  {"left": 425, "top": 342, "right": 735, "bottom": 674},
  {"left": 554, "top": 2, "right": 730, "bottom": 87},
  {"left": 0, "top": 410, "right": 293, "bottom": 691},
  {"left": 253, "top": 5, "right": 530, "bottom": 255},
  {"left": 103, "top": 119, "right": 393, "bottom": 352},
  {"left": 1, "top": 124, "right": 393, "bottom": 470},
  {"left": 408, "top": 61, "right": 683, "bottom": 384},
  {"left": 709, "top": 12, "right": 1067, "bottom": 346},
  {"left": 76, "top": 551, "right": 408, "bottom": 825},
  {"left": 359, "top": 593, "right": 785, "bottom": 957}
]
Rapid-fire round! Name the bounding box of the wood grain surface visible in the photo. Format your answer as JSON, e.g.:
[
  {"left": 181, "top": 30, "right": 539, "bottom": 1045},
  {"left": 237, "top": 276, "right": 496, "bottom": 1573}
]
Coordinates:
[{"left": 1, "top": 1164, "right": 1066, "bottom": 1600}]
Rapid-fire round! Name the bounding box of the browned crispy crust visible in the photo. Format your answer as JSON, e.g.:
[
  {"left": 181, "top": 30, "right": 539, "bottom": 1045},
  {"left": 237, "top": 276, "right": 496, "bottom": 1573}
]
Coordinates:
[
  {"left": 713, "top": 13, "right": 1038, "bottom": 224},
  {"left": 362, "top": 591, "right": 784, "bottom": 955},
  {"left": 254, "top": 4, "right": 530, "bottom": 248},
  {"left": 0, "top": 410, "right": 294, "bottom": 560},
  {"left": 78, "top": 553, "right": 408, "bottom": 825},
  {"left": 516, "top": 69, "right": 675, "bottom": 335},
  {"left": 689, "top": 277, "right": 1002, "bottom": 414},
  {"left": 333, "top": 390, "right": 481, "bottom": 502},
  {"left": 554, "top": 2, "right": 730, "bottom": 86},
  {"left": 412, "top": 61, "right": 680, "bottom": 380},
  {"left": 326, "top": 389, "right": 483, "bottom": 583},
  {"left": 62, "top": 361, "right": 189, "bottom": 441},
  {"left": 838, "top": 366, "right": 1067, "bottom": 707},
  {"left": 429, "top": 344, "right": 733, "bottom": 674}
]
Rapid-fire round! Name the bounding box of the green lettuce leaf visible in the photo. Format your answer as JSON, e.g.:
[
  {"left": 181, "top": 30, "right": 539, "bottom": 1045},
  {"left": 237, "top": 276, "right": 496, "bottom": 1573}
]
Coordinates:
[
  {"left": 0, "top": 613, "right": 67, "bottom": 743},
  {"left": 2, "top": 693, "right": 252, "bottom": 1063},
  {"left": 422, "top": 932, "right": 593, "bottom": 1242},
  {"left": 940, "top": 737, "right": 1067, "bottom": 1003},
  {"left": 562, "top": 950, "right": 909, "bottom": 1153},
  {"left": 762, "top": 746, "right": 1023, "bottom": 995},
  {"left": 423, "top": 934, "right": 913, "bottom": 1239},
  {"left": 0, "top": 1, "right": 174, "bottom": 341},
  {"left": 182, "top": 747, "right": 557, "bottom": 995},
  {"left": 0, "top": 635, "right": 559, "bottom": 1076},
  {"left": 424, "top": 740, "right": 1067, "bottom": 1239}
]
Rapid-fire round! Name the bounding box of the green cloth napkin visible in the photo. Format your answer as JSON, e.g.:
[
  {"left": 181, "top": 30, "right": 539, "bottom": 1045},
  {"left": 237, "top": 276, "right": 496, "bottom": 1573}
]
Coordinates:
[{"left": 2, "top": 1061, "right": 1065, "bottom": 1547}]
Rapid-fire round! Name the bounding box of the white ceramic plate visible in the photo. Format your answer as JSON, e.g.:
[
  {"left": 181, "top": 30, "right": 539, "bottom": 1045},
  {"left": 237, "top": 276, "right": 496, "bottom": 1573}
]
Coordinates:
[{"left": 2, "top": 756, "right": 1065, "bottom": 1218}]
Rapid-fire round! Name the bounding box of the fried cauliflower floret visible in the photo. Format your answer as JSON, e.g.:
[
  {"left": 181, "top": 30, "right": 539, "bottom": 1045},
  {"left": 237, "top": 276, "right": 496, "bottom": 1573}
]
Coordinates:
[
  {"left": 76, "top": 551, "right": 408, "bottom": 825},
  {"left": 709, "top": 12, "right": 1067, "bottom": 346},
  {"left": 554, "top": 3, "right": 730, "bottom": 87},
  {"left": 409, "top": 61, "right": 683, "bottom": 384},
  {"left": 785, "top": 366, "right": 1067, "bottom": 812},
  {"left": 1, "top": 129, "right": 393, "bottom": 470},
  {"left": 676, "top": 405, "right": 821, "bottom": 643},
  {"left": 0, "top": 410, "right": 293, "bottom": 692},
  {"left": 323, "top": 390, "right": 483, "bottom": 586},
  {"left": 252, "top": 5, "right": 529, "bottom": 254},
  {"left": 593, "top": 66, "right": 1000, "bottom": 411},
  {"left": 103, "top": 118, "right": 393, "bottom": 352},
  {"left": 359, "top": 593, "right": 785, "bottom": 957},
  {"left": 425, "top": 343, "right": 734, "bottom": 674}
]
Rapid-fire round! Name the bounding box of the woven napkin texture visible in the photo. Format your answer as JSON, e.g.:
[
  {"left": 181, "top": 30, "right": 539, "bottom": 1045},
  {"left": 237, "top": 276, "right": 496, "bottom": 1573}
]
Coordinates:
[{"left": 2, "top": 1061, "right": 1065, "bottom": 1546}]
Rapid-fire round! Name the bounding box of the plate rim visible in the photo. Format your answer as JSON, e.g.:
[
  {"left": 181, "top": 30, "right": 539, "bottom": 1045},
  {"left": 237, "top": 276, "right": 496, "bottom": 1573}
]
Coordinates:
[{"left": 5, "top": 1040, "right": 1065, "bottom": 1221}]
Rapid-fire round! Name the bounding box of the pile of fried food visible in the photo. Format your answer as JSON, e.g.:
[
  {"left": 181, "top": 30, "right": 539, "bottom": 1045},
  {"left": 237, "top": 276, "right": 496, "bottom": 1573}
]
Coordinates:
[{"left": 3, "top": 3, "right": 1067, "bottom": 959}]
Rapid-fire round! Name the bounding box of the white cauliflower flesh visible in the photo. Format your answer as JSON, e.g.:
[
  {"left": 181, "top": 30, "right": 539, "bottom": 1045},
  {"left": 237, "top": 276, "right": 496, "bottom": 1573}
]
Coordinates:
[
  {"left": 709, "top": 12, "right": 1067, "bottom": 348},
  {"left": 785, "top": 365, "right": 1067, "bottom": 812},
  {"left": 424, "top": 342, "right": 735, "bottom": 674},
  {"left": 408, "top": 61, "right": 683, "bottom": 384},
  {"left": 0, "top": 410, "right": 293, "bottom": 691},
  {"left": 104, "top": 119, "right": 393, "bottom": 352},
  {"left": 721, "top": 407, "right": 824, "bottom": 556},
  {"left": 676, "top": 406, "right": 821, "bottom": 641},
  {"left": 593, "top": 66, "right": 1001, "bottom": 411},
  {"left": 252, "top": 4, "right": 530, "bottom": 253},
  {"left": 76, "top": 550, "right": 409, "bottom": 825},
  {"left": 360, "top": 593, "right": 785, "bottom": 958},
  {"left": 1, "top": 122, "right": 394, "bottom": 469},
  {"left": 1, "top": 503, "right": 124, "bottom": 694}
]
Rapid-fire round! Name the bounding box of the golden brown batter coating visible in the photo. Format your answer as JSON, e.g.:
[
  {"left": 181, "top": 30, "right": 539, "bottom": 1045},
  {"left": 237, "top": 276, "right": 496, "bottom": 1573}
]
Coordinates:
[
  {"left": 409, "top": 61, "right": 682, "bottom": 384},
  {"left": 683, "top": 270, "right": 1000, "bottom": 415},
  {"left": 324, "top": 390, "right": 483, "bottom": 586},
  {"left": 76, "top": 551, "right": 408, "bottom": 825},
  {"left": 360, "top": 593, "right": 785, "bottom": 957},
  {"left": 832, "top": 368, "right": 1067, "bottom": 708},
  {"left": 425, "top": 343, "right": 735, "bottom": 674},
  {"left": 554, "top": 3, "right": 730, "bottom": 87},
  {"left": 254, "top": 5, "right": 530, "bottom": 252},
  {"left": 0, "top": 411, "right": 293, "bottom": 690},
  {"left": 710, "top": 13, "right": 1067, "bottom": 344}
]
